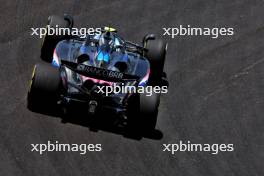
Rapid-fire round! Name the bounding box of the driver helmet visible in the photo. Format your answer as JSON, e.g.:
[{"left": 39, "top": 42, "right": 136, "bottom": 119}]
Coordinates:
[
  {"left": 96, "top": 30, "right": 116, "bottom": 67},
  {"left": 99, "top": 31, "right": 115, "bottom": 49}
]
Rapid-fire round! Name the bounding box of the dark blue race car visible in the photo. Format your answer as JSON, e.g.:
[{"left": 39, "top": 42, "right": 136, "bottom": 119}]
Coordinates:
[{"left": 27, "top": 15, "right": 168, "bottom": 131}]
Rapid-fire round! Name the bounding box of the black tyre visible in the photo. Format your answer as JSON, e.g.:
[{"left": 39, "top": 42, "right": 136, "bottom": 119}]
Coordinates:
[
  {"left": 139, "top": 92, "right": 160, "bottom": 130},
  {"left": 127, "top": 92, "right": 160, "bottom": 131},
  {"left": 27, "top": 63, "right": 61, "bottom": 111},
  {"left": 145, "top": 39, "right": 167, "bottom": 86},
  {"left": 41, "top": 15, "right": 72, "bottom": 62}
]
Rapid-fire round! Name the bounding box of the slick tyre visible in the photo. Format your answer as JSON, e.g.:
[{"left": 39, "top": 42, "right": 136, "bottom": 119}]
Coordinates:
[
  {"left": 139, "top": 92, "right": 160, "bottom": 131},
  {"left": 27, "top": 63, "right": 61, "bottom": 111},
  {"left": 41, "top": 15, "right": 73, "bottom": 62},
  {"left": 145, "top": 39, "right": 167, "bottom": 86},
  {"left": 127, "top": 92, "right": 160, "bottom": 132}
]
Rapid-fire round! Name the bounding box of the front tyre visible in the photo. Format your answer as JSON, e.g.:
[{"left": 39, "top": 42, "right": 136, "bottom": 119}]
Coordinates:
[
  {"left": 41, "top": 15, "right": 73, "bottom": 62},
  {"left": 145, "top": 38, "right": 167, "bottom": 86}
]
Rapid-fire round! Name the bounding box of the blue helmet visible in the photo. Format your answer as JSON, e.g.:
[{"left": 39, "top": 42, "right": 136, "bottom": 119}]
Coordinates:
[{"left": 96, "top": 31, "right": 115, "bottom": 65}]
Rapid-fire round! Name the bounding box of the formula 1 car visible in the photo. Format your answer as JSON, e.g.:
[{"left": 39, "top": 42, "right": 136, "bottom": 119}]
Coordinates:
[{"left": 27, "top": 15, "right": 168, "bottom": 131}]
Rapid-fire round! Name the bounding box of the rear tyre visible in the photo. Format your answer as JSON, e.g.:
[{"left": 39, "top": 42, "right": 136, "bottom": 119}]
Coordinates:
[
  {"left": 41, "top": 15, "right": 72, "bottom": 62},
  {"left": 127, "top": 91, "right": 160, "bottom": 132},
  {"left": 139, "top": 92, "right": 160, "bottom": 130},
  {"left": 27, "top": 63, "right": 61, "bottom": 111}
]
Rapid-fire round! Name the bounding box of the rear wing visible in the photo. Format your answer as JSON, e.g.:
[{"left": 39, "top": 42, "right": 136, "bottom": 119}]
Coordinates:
[{"left": 61, "top": 60, "right": 140, "bottom": 82}]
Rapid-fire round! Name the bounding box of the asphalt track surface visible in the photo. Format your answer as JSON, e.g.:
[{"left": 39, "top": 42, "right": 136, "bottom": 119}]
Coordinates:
[{"left": 0, "top": 0, "right": 264, "bottom": 176}]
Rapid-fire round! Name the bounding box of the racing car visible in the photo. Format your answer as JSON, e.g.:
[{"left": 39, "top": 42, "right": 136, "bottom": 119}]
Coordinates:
[{"left": 27, "top": 14, "right": 168, "bottom": 131}]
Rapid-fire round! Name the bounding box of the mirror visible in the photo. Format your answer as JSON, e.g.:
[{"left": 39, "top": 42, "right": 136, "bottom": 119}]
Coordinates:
[{"left": 142, "top": 34, "right": 156, "bottom": 46}]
